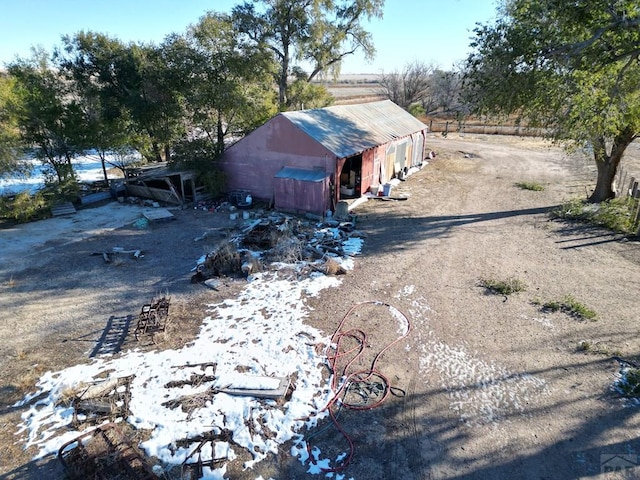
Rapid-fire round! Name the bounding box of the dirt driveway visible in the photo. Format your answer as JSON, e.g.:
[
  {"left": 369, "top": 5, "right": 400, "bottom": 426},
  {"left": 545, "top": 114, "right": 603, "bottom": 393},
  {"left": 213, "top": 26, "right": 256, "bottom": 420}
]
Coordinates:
[{"left": 2, "top": 133, "right": 640, "bottom": 479}]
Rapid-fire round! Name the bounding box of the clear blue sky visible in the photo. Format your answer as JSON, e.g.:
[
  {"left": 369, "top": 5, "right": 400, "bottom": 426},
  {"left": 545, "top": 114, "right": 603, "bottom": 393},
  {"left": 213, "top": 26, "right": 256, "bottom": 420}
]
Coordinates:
[{"left": 0, "top": 0, "right": 498, "bottom": 73}]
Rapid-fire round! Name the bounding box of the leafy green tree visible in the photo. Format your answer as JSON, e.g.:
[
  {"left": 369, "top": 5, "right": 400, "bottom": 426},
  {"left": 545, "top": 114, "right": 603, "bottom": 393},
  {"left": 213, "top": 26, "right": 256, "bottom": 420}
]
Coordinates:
[
  {"left": 286, "top": 67, "right": 333, "bottom": 110},
  {"left": 170, "top": 12, "right": 277, "bottom": 160},
  {"left": 59, "top": 32, "right": 186, "bottom": 163},
  {"left": 9, "top": 49, "right": 85, "bottom": 188},
  {"left": 465, "top": 0, "right": 640, "bottom": 202},
  {"left": 232, "top": 0, "right": 383, "bottom": 109},
  {"left": 0, "top": 72, "right": 28, "bottom": 179}
]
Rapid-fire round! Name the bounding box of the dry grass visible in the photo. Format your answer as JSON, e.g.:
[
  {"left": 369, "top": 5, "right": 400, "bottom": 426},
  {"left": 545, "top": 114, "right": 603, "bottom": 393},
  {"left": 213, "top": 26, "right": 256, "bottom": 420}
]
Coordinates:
[
  {"left": 323, "top": 257, "right": 347, "bottom": 276},
  {"left": 203, "top": 242, "right": 243, "bottom": 277},
  {"left": 158, "top": 298, "right": 206, "bottom": 350}
]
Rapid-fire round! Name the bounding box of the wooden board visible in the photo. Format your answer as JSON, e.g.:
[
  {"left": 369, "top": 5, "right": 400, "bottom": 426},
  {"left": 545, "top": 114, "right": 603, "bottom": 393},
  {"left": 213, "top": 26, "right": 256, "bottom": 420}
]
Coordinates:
[
  {"left": 219, "top": 376, "right": 290, "bottom": 400},
  {"left": 51, "top": 202, "right": 77, "bottom": 216},
  {"left": 142, "top": 208, "right": 175, "bottom": 222}
]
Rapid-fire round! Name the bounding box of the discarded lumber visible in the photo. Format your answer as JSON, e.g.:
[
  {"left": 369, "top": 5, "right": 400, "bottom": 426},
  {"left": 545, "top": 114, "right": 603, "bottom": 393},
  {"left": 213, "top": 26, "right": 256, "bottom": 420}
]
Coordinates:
[
  {"left": 219, "top": 375, "right": 290, "bottom": 400},
  {"left": 51, "top": 202, "right": 76, "bottom": 216}
]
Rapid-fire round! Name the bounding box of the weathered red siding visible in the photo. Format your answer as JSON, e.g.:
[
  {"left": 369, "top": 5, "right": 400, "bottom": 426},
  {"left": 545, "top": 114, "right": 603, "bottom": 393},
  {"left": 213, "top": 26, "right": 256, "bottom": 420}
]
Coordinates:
[
  {"left": 221, "top": 116, "right": 337, "bottom": 202},
  {"left": 274, "top": 176, "right": 330, "bottom": 214}
]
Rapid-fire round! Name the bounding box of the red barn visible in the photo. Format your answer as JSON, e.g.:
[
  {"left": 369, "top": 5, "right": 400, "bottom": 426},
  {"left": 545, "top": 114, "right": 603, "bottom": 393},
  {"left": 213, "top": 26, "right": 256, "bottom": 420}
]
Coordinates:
[{"left": 220, "top": 100, "right": 428, "bottom": 215}]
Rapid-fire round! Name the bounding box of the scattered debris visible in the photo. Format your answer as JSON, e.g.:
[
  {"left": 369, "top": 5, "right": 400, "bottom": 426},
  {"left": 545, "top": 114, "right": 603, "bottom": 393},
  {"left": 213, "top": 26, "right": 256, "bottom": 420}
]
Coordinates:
[
  {"left": 92, "top": 247, "right": 144, "bottom": 263},
  {"left": 133, "top": 217, "right": 150, "bottom": 229},
  {"left": 58, "top": 423, "right": 163, "bottom": 480},
  {"left": 63, "top": 375, "right": 135, "bottom": 428},
  {"left": 191, "top": 212, "right": 364, "bottom": 286},
  {"left": 180, "top": 430, "right": 233, "bottom": 479}
]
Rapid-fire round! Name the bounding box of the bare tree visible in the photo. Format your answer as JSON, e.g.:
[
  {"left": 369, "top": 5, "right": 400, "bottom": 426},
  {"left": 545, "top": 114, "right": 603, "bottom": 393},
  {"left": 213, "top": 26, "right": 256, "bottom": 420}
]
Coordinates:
[
  {"left": 379, "top": 60, "right": 434, "bottom": 109},
  {"left": 429, "top": 68, "right": 465, "bottom": 115}
]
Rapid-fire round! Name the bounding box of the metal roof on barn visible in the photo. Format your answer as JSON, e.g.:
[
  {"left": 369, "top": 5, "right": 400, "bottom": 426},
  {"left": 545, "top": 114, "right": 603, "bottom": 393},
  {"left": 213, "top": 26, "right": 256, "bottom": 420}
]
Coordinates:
[{"left": 281, "top": 100, "right": 427, "bottom": 159}]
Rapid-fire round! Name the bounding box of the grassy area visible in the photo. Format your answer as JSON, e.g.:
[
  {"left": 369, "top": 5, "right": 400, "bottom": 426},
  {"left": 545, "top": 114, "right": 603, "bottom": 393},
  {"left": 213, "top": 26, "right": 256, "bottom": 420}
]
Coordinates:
[
  {"left": 551, "top": 197, "right": 640, "bottom": 234},
  {"left": 515, "top": 181, "right": 545, "bottom": 191},
  {"left": 536, "top": 295, "right": 597, "bottom": 321},
  {"left": 576, "top": 340, "right": 621, "bottom": 356},
  {"left": 616, "top": 368, "right": 640, "bottom": 397},
  {"left": 479, "top": 277, "right": 527, "bottom": 296}
]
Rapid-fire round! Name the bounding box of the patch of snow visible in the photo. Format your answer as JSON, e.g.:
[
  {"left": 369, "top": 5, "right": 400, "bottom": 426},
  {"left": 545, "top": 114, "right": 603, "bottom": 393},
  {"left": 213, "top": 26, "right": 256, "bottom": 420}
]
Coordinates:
[{"left": 420, "top": 341, "right": 550, "bottom": 426}]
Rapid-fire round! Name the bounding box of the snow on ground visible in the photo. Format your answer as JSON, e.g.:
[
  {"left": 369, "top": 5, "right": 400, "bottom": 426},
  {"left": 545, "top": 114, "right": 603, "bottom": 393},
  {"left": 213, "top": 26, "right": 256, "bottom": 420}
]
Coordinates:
[
  {"left": 15, "top": 254, "right": 357, "bottom": 478},
  {"left": 14, "top": 219, "right": 557, "bottom": 478},
  {"left": 0, "top": 151, "right": 137, "bottom": 195}
]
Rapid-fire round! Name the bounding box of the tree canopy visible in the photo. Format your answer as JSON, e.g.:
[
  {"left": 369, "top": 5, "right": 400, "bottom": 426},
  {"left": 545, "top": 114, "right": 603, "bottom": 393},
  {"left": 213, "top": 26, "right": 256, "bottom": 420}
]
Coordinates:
[
  {"left": 0, "top": 72, "right": 27, "bottom": 179},
  {"left": 1, "top": 1, "right": 385, "bottom": 198},
  {"left": 232, "top": 0, "right": 383, "bottom": 109},
  {"left": 465, "top": 0, "right": 640, "bottom": 202},
  {"left": 9, "top": 49, "right": 86, "bottom": 186}
]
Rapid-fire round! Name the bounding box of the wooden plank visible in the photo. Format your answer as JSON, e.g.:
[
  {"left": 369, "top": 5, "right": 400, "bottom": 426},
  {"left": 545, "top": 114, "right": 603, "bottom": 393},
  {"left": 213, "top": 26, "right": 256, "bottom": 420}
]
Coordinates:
[
  {"left": 79, "top": 191, "right": 112, "bottom": 205},
  {"left": 142, "top": 208, "right": 175, "bottom": 222},
  {"left": 51, "top": 202, "right": 76, "bottom": 216},
  {"left": 219, "top": 376, "right": 290, "bottom": 400}
]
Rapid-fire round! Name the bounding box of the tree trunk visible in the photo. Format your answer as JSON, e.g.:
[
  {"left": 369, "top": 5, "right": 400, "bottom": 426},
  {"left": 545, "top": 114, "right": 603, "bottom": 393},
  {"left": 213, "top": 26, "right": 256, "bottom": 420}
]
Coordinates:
[
  {"left": 278, "top": 46, "right": 290, "bottom": 110},
  {"left": 164, "top": 144, "right": 171, "bottom": 163},
  {"left": 589, "top": 129, "right": 636, "bottom": 203},
  {"left": 216, "top": 110, "right": 224, "bottom": 156},
  {"left": 151, "top": 141, "right": 163, "bottom": 163},
  {"left": 590, "top": 158, "right": 618, "bottom": 202},
  {"left": 98, "top": 150, "right": 109, "bottom": 184}
]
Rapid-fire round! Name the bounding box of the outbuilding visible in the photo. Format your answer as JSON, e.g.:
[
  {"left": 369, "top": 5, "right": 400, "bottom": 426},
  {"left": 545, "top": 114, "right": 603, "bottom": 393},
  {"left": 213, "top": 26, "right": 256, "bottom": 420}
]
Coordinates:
[{"left": 219, "top": 100, "right": 429, "bottom": 215}]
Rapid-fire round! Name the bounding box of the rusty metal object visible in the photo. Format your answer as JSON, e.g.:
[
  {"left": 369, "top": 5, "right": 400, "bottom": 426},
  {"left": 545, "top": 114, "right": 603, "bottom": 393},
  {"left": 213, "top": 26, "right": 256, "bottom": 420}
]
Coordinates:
[
  {"left": 134, "top": 295, "right": 170, "bottom": 342},
  {"left": 58, "top": 423, "right": 163, "bottom": 480}
]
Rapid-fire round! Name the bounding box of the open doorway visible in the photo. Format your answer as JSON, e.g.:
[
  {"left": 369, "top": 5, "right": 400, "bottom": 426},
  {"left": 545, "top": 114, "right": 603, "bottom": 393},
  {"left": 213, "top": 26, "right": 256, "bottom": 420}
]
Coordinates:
[{"left": 339, "top": 154, "right": 362, "bottom": 198}]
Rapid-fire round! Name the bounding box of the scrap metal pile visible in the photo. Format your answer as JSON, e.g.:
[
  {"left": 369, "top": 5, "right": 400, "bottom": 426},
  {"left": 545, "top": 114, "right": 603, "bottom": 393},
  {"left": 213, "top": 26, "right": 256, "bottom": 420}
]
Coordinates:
[
  {"left": 193, "top": 212, "right": 364, "bottom": 283},
  {"left": 58, "top": 423, "right": 163, "bottom": 480}
]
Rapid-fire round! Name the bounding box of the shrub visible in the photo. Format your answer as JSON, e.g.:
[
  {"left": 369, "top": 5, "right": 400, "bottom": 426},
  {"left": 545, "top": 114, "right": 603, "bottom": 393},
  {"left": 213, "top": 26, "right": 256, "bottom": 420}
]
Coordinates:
[
  {"left": 515, "top": 181, "right": 545, "bottom": 191},
  {"left": 551, "top": 197, "right": 638, "bottom": 234},
  {"left": 617, "top": 368, "right": 640, "bottom": 397},
  {"left": 541, "top": 295, "right": 597, "bottom": 320},
  {"left": 0, "top": 190, "right": 49, "bottom": 223}
]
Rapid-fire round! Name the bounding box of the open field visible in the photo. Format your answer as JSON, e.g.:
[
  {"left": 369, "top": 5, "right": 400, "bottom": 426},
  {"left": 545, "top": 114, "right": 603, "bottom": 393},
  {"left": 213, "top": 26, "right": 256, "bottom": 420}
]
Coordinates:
[{"left": 1, "top": 134, "right": 640, "bottom": 479}]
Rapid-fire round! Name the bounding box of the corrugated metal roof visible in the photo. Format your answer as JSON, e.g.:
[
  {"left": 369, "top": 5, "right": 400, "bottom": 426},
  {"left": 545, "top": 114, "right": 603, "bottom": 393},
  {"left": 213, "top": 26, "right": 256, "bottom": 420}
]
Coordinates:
[
  {"left": 274, "top": 167, "right": 329, "bottom": 182},
  {"left": 281, "top": 100, "right": 427, "bottom": 158}
]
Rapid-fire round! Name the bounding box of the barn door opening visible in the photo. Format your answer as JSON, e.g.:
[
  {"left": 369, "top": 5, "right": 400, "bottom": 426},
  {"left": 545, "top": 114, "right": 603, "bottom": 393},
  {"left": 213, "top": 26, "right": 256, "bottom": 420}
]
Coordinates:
[{"left": 339, "top": 154, "right": 363, "bottom": 198}]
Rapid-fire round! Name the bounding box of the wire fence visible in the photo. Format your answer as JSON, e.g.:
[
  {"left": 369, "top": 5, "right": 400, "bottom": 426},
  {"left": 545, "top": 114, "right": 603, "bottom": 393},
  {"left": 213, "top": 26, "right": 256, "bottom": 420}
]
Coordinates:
[
  {"left": 427, "top": 120, "right": 550, "bottom": 137},
  {"left": 615, "top": 166, "right": 640, "bottom": 234}
]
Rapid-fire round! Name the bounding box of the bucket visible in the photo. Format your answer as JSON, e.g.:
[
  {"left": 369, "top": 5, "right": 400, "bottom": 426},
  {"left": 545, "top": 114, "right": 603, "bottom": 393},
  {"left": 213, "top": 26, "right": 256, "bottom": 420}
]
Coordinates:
[
  {"left": 370, "top": 185, "right": 380, "bottom": 196},
  {"left": 383, "top": 183, "right": 393, "bottom": 196},
  {"left": 229, "top": 213, "right": 237, "bottom": 220},
  {"left": 242, "top": 211, "right": 250, "bottom": 220}
]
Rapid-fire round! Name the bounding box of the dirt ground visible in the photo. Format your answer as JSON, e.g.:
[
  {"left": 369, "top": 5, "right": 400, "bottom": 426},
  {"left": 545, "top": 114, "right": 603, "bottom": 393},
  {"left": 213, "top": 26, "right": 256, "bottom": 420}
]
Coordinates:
[{"left": 2, "top": 133, "right": 640, "bottom": 479}]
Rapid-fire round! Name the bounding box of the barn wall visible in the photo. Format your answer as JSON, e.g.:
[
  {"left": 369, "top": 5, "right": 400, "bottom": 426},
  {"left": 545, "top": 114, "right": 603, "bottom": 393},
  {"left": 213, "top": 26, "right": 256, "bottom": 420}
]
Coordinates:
[
  {"left": 274, "top": 177, "right": 329, "bottom": 214},
  {"left": 360, "top": 149, "right": 376, "bottom": 194},
  {"left": 221, "top": 116, "right": 337, "bottom": 201}
]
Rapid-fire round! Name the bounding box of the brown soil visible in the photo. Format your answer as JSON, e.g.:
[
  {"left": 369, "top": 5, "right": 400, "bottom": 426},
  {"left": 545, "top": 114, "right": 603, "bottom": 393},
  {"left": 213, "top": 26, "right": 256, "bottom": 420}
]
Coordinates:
[{"left": 2, "top": 133, "right": 640, "bottom": 479}]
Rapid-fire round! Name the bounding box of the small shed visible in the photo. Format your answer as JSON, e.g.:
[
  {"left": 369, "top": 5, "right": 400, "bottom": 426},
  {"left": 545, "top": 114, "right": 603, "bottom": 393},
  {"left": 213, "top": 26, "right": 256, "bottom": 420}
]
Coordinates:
[
  {"left": 123, "top": 165, "right": 204, "bottom": 207},
  {"left": 220, "top": 100, "right": 428, "bottom": 214},
  {"left": 273, "top": 167, "right": 331, "bottom": 215}
]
